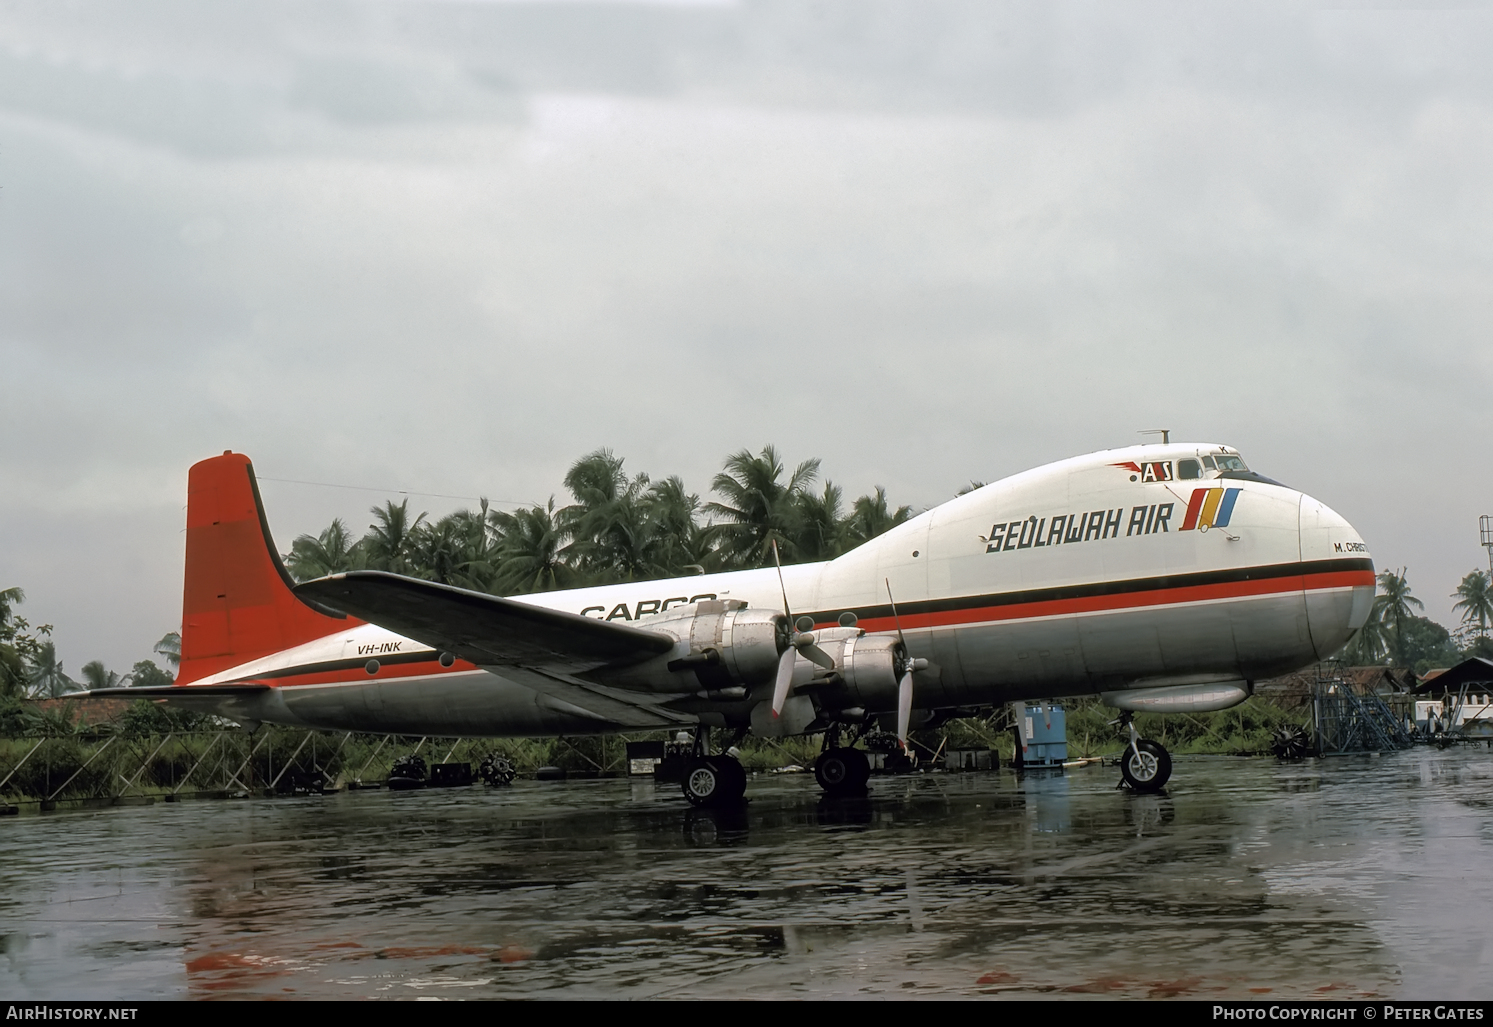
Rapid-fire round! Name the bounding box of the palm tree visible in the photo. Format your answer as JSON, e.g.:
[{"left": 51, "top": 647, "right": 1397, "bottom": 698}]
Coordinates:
[
  {"left": 80, "top": 661, "right": 129, "bottom": 690},
  {"left": 844, "top": 486, "right": 914, "bottom": 547},
  {"left": 1, "top": 587, "right": 52, "bottom": 697},
  {"left": 0, "top": 586, "right": 23, "bottom": 625},
  {"left": 27, "top": 642, "right": 76, "bottom": 698},
  {"left": 705, "top": 446, "right": 821, "bottom": 567},
  {"left": 364, "top": 500, "right": 428, "bottom": 574},
  {"left": 491, "top": 499, "right": 574, "bottom": 594},
  {"left": 641, "top": 476, "right": 715, "bottom": 576},
  {"left": 153, "top": 631, "right": 181, "bottom": 670},
  {"left": 559, "top": 449, "right": 655, "bottom": 582},
  {"left": 1373, "top": 568, "right": 1423, "bottom": 666},
  {"left": 1342, "top": 614, "right": 1391, "bottom": 665},
  {"left": 408, "top": 514, "right": 475, "bottom": 587},
  {"left": 286, "top": 518, "right": 365, "bottom": 581},
  {"left": 795, "top": 481, "right": 848, "bottom": 561},
  {"left": 1452, "top": 570, "right": 1493, "bottom": 639},
  {"left": 440, "top": 504, "right": 500, "bottom": 592}
]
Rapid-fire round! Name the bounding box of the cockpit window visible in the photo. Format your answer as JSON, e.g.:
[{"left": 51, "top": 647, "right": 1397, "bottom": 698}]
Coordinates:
[
  {"left": 1215, "top": 455, "right": 1247, "bottom": 472},
  {"left": 1202, "top": 456, "right": 1216, "bottom": 470},
  {"left": 1178, "top": 458, "right": 1201, "bottom": 480}
]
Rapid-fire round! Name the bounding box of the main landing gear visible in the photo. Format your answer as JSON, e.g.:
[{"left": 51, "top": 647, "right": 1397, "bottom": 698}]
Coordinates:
[
  {"left": 680, "top": 727, "right": 747, "bottom": 808},
  {"left": 814, "top": 724, "right": 871, "bottom": 796},
  {"left": 815, "top": 747, "right": 870, "bottom": 793},
  {"left": 1114, "top": 712, "right": 1172, "bottom": 792}
]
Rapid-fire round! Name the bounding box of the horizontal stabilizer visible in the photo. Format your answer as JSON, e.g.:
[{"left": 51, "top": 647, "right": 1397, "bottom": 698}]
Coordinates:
[
  {"left": 64, "top": 683, "right": 271, "bottom": 722},
  {"left": 295, "top": 571, "right": 676, "bottom": 668},
  {"left": 67, "top": 685, "right": 269, "bottom": 699}
]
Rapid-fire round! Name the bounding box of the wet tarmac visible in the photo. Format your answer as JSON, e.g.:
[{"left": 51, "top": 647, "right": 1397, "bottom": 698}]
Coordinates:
[{"left": 3, "top": 746, "right": 1493, "bottom": 1000}]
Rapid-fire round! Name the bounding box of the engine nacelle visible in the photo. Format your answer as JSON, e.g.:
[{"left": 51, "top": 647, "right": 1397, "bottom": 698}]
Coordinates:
[
  {"left": 590, "top": 600, "right": 786, "bottom": 692},
  {"left": 828, "top": 633, "right": 905, "bottom": 711}
]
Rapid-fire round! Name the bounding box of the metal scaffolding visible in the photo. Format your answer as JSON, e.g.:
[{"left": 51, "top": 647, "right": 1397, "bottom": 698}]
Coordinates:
[
  {"left": 1313, "top": 670, "right": 1415, "bottom": 756},
  {"left": 0, "top": 728, "right": 508, "bottom": 813}
]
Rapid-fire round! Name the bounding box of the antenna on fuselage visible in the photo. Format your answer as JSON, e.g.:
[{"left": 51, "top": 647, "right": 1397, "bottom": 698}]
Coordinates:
[{"left": 1138, "top": 429, "right": 1171, "bottom": 445}]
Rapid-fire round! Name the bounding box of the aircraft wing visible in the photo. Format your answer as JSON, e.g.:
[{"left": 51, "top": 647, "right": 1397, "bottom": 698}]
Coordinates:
[{"left": 295, "top": 571, "right": 676, "bottom": 670}]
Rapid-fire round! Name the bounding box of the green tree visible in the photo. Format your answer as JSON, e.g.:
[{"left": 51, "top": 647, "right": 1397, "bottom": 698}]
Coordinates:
[
  {"left": 363, "top": 500, "right": 429, "bottom": 575},
  {"left": 437, "top": 504, "right": 501, "bottom": 592},
  {"left": 706, "top": 446, "right": 821, "bottom": 567},
  {"left": 1452, "top": 570, "right": 1493, "bottom": 639},
  {"left": 1370, "top": 568, "right": 1424, "bottom": 667},
  {"left": 795, "top": 481, "right": 848, "bottom": 561},
  {"left": 559, "top": 449, "right": 654, "bottom": 582},
  {"left": 130, "top": 660, "right": 173, "bottom": 689},
  {"left": 1396, "top": 615, "right": 1462, "bottom": 674},
  {"left": 80, "top": 661, "right": 128, "bottom": 690},
  {"left": 641, "top": 476, "right": 715, "bottom": 577},
  {"left": 407, "top": 513, "right": 475, "bottom": 586},
  {"left": 0, "top": 586, "right": 23, "bottom": 625},
  {"left": 153, "top": 631, "right": 181, "bottom": 670},
  {"left": 844, "top": 486, "right": 914, "bottom": 547},
  {"left": 286, "top": 518, "right": 365, "bottom": 581},
  {"left": 26, "top": 641, "right": 75, "bottom": 698},
  {"left": 491, "top": 499, "right": 574, "bottom": 594},
  {"left": 1, "top": 587, "right": 54, "bottom": 698}
]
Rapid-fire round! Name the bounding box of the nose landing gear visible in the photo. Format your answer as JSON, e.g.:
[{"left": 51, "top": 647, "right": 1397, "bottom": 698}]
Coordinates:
[{"left": 1114, "top": 712, "right": 1172, "bottom": 792}]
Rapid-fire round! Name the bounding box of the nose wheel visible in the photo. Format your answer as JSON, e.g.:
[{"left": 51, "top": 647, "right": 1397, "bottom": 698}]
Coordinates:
[
  {"left": 1114, "top": 713, "right": 1172, "bottom": 792},
  {"left": 1119, "top": 739, "right": 1172, "bottom": 791}
]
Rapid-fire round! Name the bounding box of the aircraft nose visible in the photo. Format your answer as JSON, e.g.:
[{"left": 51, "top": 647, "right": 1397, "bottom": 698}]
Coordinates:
[{"left": 1299, "top": 493, "right": 1376, "bottom": 659}]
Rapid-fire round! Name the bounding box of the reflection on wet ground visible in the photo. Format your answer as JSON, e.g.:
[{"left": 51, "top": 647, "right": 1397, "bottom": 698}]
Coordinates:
[{"left": 4, "top": 747, "right": 1492, "bottom": 999}]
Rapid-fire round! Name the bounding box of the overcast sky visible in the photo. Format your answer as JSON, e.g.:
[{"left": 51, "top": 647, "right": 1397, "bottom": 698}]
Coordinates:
[{"left": 3, "top": 0, "right": 1492, "bottom": 674}]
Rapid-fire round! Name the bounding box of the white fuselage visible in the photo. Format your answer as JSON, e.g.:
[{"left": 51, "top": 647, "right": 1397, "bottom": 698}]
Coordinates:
[{"left": 210, "top": 443, "right": 1376, "bottom": 737}]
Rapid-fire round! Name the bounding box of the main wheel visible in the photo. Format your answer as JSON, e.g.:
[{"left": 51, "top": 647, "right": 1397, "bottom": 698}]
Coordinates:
[
  {"left": 1119, "top": 739, "right": 1172, "bottom": 792},
  {"left": 717, "top": 755, "right": 747, "bottom": 800},
  {"left": 682, "top": 757, "right": 746, "bottom": 807},
  {"left": 815, "top": 748, "right": 869, "bottom": 793}
]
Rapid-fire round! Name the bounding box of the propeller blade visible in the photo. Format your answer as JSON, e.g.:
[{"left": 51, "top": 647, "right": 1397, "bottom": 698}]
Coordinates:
[
  {"left": 798, "top": 640, "right": 836, "bottom": 670},
  {"left": 771, "top": 539, "right": 793, "bottom": 622},
  {"left": 771, "top": 646, "right": 796, "bottom": 717},
  {"left": 897, "top": 669, "right": 914, "bottom": 743},
  {"left": 887, "top": 577, "right": 917, "bottom": 744},
  {"left": 885, "top": 577, "right": 908, "bottom": 649}
]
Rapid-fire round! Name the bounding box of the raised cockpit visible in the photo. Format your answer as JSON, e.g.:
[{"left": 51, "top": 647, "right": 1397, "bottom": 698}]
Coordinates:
[{"left": 1176, "top": 447, "right": 1282, "bottom": 487}]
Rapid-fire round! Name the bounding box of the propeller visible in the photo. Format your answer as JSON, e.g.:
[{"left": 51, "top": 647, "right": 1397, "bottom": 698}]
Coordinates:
[
  {"left": 769, "top": 539, "right": 836, "bottom": 718},
  {"left": 885, "top": 578, "right": 929, "bottom": 745}
]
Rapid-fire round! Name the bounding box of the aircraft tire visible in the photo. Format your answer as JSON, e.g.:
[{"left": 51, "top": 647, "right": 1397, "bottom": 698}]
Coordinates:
[
  {"left": 682, "top": 757, "right": 745, "bottom": 807},
  {"left": 1119, "top": 739, "right": 1172, "bottom": 792},
  {"left": 715, "top": 755, "right": 748, "bottom": 802},
  {"left": 815, "top": 748, "right": 869, "bottom": 794},
  {"left": 848, "top": 749, "right": 871, "bottom": 789}
]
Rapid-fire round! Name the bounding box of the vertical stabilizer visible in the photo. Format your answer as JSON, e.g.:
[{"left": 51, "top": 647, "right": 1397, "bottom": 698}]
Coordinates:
[{"left": 177, "top": 452, "right": 358, "bottom": 684}]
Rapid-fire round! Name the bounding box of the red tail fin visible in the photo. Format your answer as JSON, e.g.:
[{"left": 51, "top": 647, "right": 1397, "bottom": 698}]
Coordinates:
[{"left": 177, "top": 452, "right": 359, "bottom": 685}]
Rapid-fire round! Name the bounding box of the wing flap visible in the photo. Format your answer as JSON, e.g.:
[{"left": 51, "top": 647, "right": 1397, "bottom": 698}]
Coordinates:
[
  {"left": 509, "top": 668, "right": 696, "bottom": 728},
  {"left": 295, "top": 571, "right": 676, "bottom": 669}
]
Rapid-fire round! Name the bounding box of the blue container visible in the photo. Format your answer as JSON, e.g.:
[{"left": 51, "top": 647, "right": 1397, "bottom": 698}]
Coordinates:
[{"left": 1019, "top": 702, "right": 1067, "bottom": 767}]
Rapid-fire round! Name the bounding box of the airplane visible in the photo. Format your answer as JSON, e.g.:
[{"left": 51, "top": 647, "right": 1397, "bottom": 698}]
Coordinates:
[{"left": 76, "top": 443, "right": 1375, "bottom": 805}]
